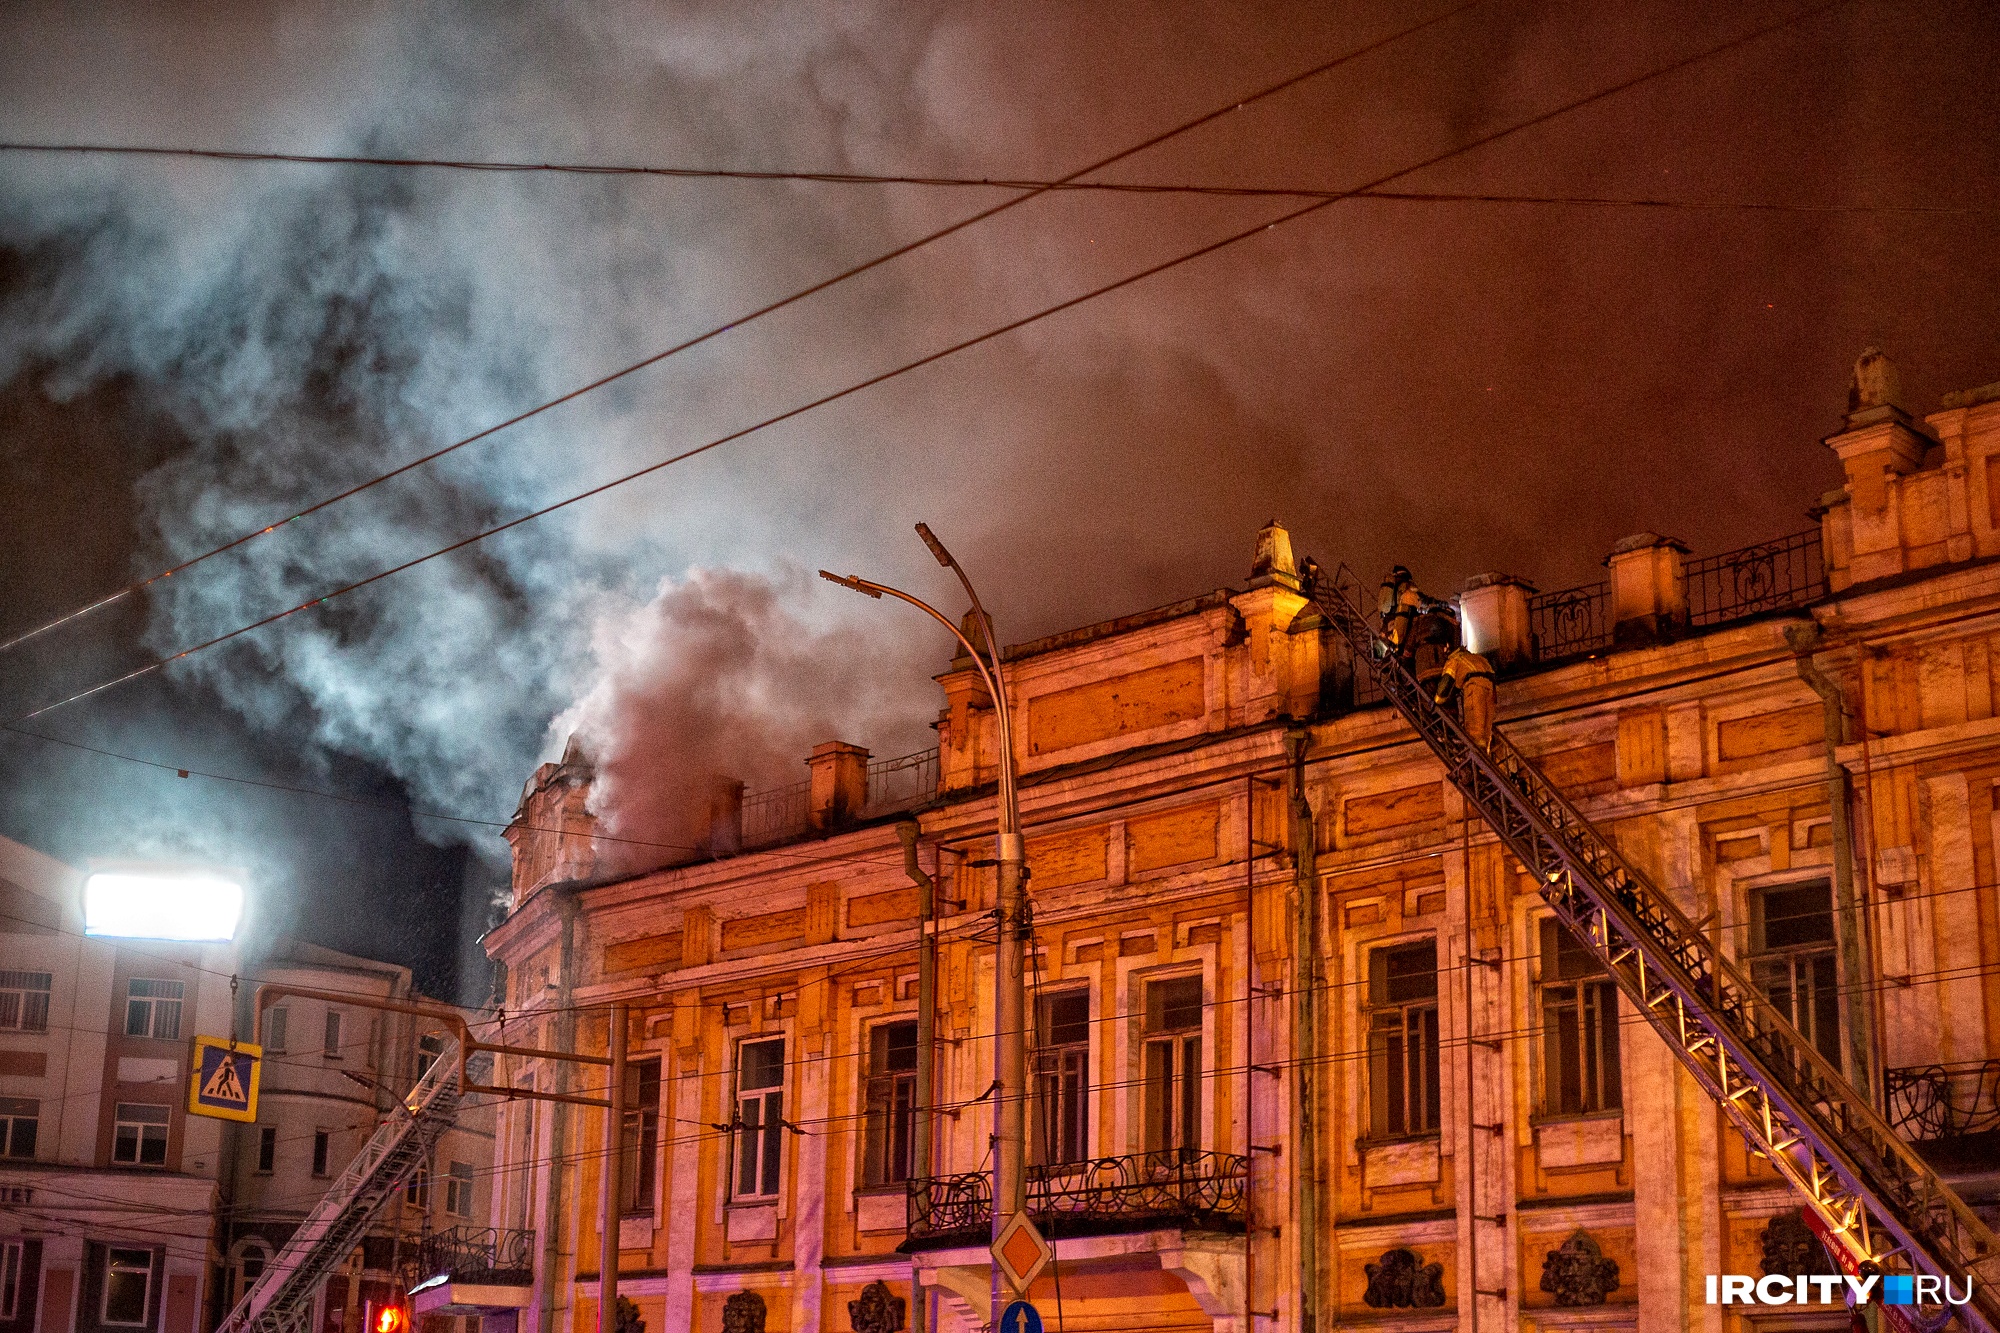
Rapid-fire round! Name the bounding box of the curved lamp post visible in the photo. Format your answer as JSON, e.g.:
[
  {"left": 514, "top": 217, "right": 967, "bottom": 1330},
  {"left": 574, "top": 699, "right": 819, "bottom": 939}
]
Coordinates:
[{"left": 821, "top": 522, "right": 1029, "bottom": 1309}]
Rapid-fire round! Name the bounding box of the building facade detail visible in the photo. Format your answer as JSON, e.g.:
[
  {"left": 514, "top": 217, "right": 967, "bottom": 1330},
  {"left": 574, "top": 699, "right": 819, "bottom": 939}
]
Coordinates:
[{"left": 1538, "top": 1230, "right": 1620, "bottom": 1307}]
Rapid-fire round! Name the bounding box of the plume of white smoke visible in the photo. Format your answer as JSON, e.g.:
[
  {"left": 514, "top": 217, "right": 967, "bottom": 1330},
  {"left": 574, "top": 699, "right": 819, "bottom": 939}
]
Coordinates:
[{"left": 554, "top": 565, "right": 920, "bottom": 872}]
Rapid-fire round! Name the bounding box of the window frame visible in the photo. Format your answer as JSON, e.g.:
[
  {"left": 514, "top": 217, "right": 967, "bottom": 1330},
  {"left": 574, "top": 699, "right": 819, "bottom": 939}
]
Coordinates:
[
  {"left": 1141, "top": 973, "right": 1204, "bottom": 1162},
  {"left": 100, "top": 1247, "right": 155, "bottom": 1327},
  {"left": 264, "top": 1006, "right": 288, "bottom": 1054},
  {"left": 0, "top": 1096, "right": 38, "bottom": 1160},
  {"left": 111, "top": 1103, "right": 170, "bottom": 1167},
  {"left": 446, "top": 1160, "right": 476, "bottom": 1219},
  {"left": 1032, "top": 989, "right": 1091, "bottom": 1168},
  {"left": 0, "top": 1238, "right": 23, "bottom": 1320},
  {"left": 860, "top": 1019, "right": 919, "bottom": 1189},
  {"left": 124, "top": 979, "right": 184, "bottom": 1041},
  {"left": 0, "top": 970, "right": 51, "bottom": 1034},
  {"left": 1747, "top": 878, "right": 1844, "bottom": 1073},
  {"left": 322, "top": 1009, "right": 344, "bottom": 1061},
  {"left": 731, "top": 1037, "right": 786, "bottom": 1202},
  {"left": 621, "top": 1057, "right": 661, "bottom": 1215},
  {"left": 1535, "top": 918, "right": 1623, "bottom": 1120},
  {"left": 1364, "top": 939, "right": 1442, "bottom": 1142},
  {"left": 311, "top": 1129, "right": 331, "bottom": 1178},
  {"left": 256, "top": 1125, "right": 277, "bottom": 1174}
]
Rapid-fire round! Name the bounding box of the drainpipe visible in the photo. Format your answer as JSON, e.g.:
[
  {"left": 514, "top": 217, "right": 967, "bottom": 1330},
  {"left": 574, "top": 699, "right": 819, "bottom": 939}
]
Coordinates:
[
  {"left": 899, "top": 821, "right": 936, "bottom": 1333},
  {"left": 539, "top": 888, "right": 581, "bottom": 1333},
  {"left": 1785, "top": 623, "right": 1878, "bottom": 1108},
  {"left": 1285, "top": 730, "right": 1319, "bottom": 1333}
]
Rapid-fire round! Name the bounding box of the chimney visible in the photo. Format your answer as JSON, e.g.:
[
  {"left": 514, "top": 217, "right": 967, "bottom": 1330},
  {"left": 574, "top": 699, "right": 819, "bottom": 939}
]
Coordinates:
[
  {"left": 1458, "top": 573, "right": 1534, "bottom": 668},
  {"left": 1604, "top": 533, "right": 1689, "bottom": 646},
  {"left": 706, "top": 777, "right": 744, "bottom": 856},
  {"left": 808, "top": 741, "right": 871, "bottom": 830}
]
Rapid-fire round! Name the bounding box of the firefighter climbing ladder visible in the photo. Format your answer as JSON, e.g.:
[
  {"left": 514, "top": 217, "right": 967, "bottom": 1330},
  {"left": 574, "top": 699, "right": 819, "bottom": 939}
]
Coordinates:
[
  {"left": 215, "top": 1040, "right": 474, "bottom": 1333},
  {"left": 1311, "top": 567, "right": 2000, "bottom": 1333}
]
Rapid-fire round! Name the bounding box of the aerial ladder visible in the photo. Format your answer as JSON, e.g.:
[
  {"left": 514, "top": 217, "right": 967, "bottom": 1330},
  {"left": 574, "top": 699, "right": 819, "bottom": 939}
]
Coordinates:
[
  {"left": 1309, "top": 567, "right": 1999, "bottom": 1333},
  {"left": 216, "top": 1041, "right": 477, "bottom": 1333}
]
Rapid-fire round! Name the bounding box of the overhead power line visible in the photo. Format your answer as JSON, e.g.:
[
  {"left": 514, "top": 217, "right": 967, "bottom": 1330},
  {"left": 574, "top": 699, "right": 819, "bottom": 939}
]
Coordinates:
[
  {"left": 0, "top": 0, "right": 1851, "bottom": 734},
  {"left": 0, "top": 0, "right": 1483, "bottom": 661},
  {"left": 4, "top": 141, "right": 1985, "bottom": 215}
]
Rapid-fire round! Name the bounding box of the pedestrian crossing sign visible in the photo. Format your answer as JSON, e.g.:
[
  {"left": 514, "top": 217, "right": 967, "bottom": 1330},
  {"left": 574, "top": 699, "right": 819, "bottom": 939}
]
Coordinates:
[{"left": 188, "top": 1035, "right": 262, "bottom": 1122}]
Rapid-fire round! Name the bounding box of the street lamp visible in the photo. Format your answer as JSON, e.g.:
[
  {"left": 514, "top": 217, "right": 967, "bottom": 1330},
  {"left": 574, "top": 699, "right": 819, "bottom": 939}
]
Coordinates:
[{"left": 821, "top": 522, "right": 1029, "bottom": 1309}]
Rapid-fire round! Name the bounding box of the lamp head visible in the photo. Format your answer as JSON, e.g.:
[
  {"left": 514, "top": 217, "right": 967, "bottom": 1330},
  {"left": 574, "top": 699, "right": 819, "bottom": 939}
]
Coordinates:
[
  {"left": 914, "top": 522, "right": 954, "bottom": 568},
  {"left": 817, "top": 570, "right": 883, "bottom": 598}
]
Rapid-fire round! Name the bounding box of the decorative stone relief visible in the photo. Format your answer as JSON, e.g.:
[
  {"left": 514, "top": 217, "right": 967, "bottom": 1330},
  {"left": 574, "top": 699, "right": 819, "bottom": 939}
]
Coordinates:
[
  {"left": 722, "top": 1291, "right": 767, "bottom": 1333},
  {"left": 1363, "top": 1247, "right": 1447, "bottom": 1309},
  {"left": 614, "top": 1297, "right": 645, "bottom": 1333},
  {"left": 1761, "top": 1210, "right": 1838, "bottom": 1278},
  {"left": 1540, "top": 1230, "right": 1621, "bottom": 1306},
  {"left": 848, "top": 1281, "right": 906, "bottom": 1333}
]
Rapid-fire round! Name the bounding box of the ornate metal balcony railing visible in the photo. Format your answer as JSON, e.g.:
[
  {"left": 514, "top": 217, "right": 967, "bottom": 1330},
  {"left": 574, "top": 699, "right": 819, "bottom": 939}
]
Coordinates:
[
  {"left": 905, "top": 1150, "right": 1249, "bottom": 1248},
  {"left": 739, "top": 748, "right": 941, "bottom": 849},
  {"left": 741, "top": 779, "right": 811, "bottom": 849},
  {"left": 1528, "top": 580, "right": 1613, "bottom": 662},
  {"left": 1885, "top": 1060, "right": 2000, "bottom": 1144},
  {"left": 865, "top": 748, "right": 940, "bottom": 813},
  {"left": 1685, "top": 528, "right": 1827, "bottom": 627},
  {"left": 406, "top": 1226, "right": 536, "bottom": 1288}
]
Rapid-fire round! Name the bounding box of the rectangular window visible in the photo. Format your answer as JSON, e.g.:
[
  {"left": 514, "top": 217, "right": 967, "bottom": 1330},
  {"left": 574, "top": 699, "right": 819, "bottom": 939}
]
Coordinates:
[
  {"left": 312, "top": 1130, "right": 331, "bottom": 1177},
  {"left": 124, "top": 979, "right": 184, "bottom": 1040},
  {"left": 112, "top": 1104, "right": 169, "bottom": 1166},
  {"left": 861, "top": 1021, "right": 918, "bottom": 1188},
  {"left": 732, "top": 1038, "right": 785, "bottom": 1200},
  {"left": 265, "top": 1006, "right": 289, "bottom": 1053},
  {"left": 1539, "top": 919, "right": 1623, "bottom": 1117},
  {"left": 256, "top": 1126, "right": 277, "bottom": 1173},
  {"left": 407, "top": 1166, "right": 430, "bottom": 1208},
  {"left": 1367, "top": 941, "right": 1441, "bottom": 1139},
  {"left": 416, "top": 1033, "right": 446, "bottom": 1081},
  {"left": 323, "top": 1010, "right": 344, "bottom": 1060},
  {"left": 1032, "top": 991, "right": 1090, "bottom": 1166},
  {"left": 447, "top": 1161, "right": 475, "bottom": 1218},
  {"left": 1143, "top": 976, "right": 1203, "bottom": 1162},
  {"left": 1751, "top": 881, "right": 1844, "bottom": 1071},
  {"left": 1, "top": 1239, "right": 22, "bottom": 1319},
  {"left": 0, "top": 1096, "right": 38, "bottom": 1160},
  {"left": 0, "top": 970, "right": 51, "bottom": 1033},
  {"left": 101, "top": 1247, "right": 154, "bottom": 1326},
  {"left": 621, "top": 1058, "right": 661, "bottom": 1213}
]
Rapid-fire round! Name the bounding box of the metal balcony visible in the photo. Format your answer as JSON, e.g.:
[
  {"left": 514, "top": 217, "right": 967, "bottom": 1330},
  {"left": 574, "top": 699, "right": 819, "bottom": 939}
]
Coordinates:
[
  {"left": 407, "top": 1226, "right": 536, "bottom": 1289},
  {"left": 1886, "top": 1060, "right": 2000, "bottom": 1171},
  {"left": 904, "top": 1150, "right": 1249, "bottom": 1250}
]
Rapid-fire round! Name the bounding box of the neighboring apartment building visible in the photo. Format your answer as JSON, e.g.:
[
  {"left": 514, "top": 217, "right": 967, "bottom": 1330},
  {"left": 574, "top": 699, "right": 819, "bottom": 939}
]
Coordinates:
[
  {"left": 477, "top": 357, "right": 2000, "bottom": 1333},
  {"left": 219, "top": 942, "right": 495, "bottom": 1333},
  {"left": 0, "top": 838, "right": 494, "bottom": 1333}
]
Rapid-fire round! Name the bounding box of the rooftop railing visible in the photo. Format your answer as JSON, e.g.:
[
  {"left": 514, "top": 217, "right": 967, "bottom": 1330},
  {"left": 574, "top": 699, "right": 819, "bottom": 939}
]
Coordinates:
[
  {"left": 740, "top": 747, "right": 941, "bottom": 850},
  {"left": 1685, "top": 527, "right": 1826, "bottom": 627}
]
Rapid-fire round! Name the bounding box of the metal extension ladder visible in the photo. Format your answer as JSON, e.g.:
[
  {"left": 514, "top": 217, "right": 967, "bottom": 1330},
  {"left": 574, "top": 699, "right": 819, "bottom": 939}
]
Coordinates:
[
  {"left": 1310, "top": 567, "right": 1999, "bottom": 1333},
  {"left": 217, "top": 1042, "right": 474, "bottom": 1333}
]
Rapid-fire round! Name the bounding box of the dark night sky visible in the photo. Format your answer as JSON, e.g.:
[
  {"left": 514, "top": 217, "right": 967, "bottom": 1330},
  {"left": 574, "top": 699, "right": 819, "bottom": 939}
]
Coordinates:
[{"left": 1, "top": 0, "right": 1996, "bottom": 999}]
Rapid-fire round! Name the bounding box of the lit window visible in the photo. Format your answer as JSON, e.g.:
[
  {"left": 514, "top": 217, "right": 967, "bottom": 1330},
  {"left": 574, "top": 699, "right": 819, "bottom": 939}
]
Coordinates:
[
  {"left": 1539, "top": 919, "right": 1622, "bottom": 1117},
  {"left": 0, "top": 1097, "right": 38, "bottom": 1160},
  {"left": 125, "top": 980, "right": 184, "bottom": 1040},
  {"left": 447, "top": 1161, "right": 476, "bottom": 1219},
  {"left": 861, "top": 1022, "right": 918, "bottom": 1187},
  {"left": 1, "top": 1239, "right": 23, "bottom": 1320},
  {"left": 732, "top": 1039, "right": 785, "bottom": 1199},
  {"left": 323, "top": 1010, "right": 344, "bottom": 1060},
  {"left": 0, "top": 971, "right": 51, "bottom": 1033},
  {"left": 1750, "top": 881, "right": 1843, "bottom": 1072},
  {"left": 1032, "top": 991, "right": 1090, "bottom": 1166},
  {"left": 1367, "top": 941, "right": 1440, "bottom": 1139},
  {"left": 621, "top": 1059, "right": 660, "bottom": 1214},
  {"left": 1143, "top": 976, "right": 1203, "bottom": 1162},
  {"left": 256, "top": 1126, "right": 277, "bottom": 1173},
  {"left": 102, "top": 1247, "right": 155, "bottom": 1326},
  {"left": 406, "top": 1166, "right": 430, "bottom": 1208},
  {"left": 112, "top": 1104, "right": 170, "bottom": 1166}
]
